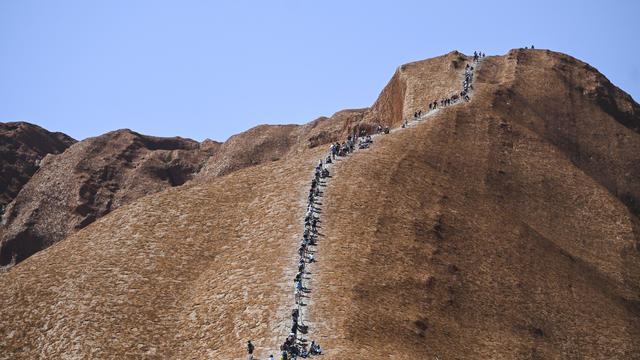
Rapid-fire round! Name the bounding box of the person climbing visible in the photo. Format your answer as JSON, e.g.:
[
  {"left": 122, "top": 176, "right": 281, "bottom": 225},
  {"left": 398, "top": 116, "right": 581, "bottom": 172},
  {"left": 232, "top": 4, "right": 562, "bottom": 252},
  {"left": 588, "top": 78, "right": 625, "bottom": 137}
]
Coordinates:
[
  {"left": 295, "top": 288, "right": 301, "bottom": 304},
  {"left": 309, "top": 341, "right": 323, "bottom": 355},
  {"left": 247, "top": 340, "right": 255, "bottom": 360}
]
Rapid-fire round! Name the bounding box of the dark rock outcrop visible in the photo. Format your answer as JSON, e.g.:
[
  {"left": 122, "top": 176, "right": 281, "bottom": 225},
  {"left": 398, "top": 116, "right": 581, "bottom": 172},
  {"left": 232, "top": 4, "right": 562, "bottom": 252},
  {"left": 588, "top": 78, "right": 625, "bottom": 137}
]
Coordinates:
[
  {"left": 0, "top": 122, "right": 75, "bottom": 210},
  {"left": 0, "top": 129, "right": 220, "bottom": 266}
]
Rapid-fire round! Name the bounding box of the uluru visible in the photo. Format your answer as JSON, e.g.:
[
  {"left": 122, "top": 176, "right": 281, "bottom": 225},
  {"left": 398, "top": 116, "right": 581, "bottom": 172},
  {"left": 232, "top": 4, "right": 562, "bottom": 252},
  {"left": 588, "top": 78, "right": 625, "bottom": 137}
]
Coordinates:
[
  {"left": 1, "top": 2, "right": 639, "bottom": 359},
  {"left": 1, "top": 48, "right": 638, "bottom": 359}
]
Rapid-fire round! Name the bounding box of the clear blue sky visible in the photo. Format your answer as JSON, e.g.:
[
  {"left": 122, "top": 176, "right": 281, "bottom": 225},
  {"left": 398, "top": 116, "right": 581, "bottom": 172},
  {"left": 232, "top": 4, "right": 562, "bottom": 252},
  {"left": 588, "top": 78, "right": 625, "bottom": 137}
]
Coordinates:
[{"left": 1, "top": 1, "right": 639, "bottom": 142}]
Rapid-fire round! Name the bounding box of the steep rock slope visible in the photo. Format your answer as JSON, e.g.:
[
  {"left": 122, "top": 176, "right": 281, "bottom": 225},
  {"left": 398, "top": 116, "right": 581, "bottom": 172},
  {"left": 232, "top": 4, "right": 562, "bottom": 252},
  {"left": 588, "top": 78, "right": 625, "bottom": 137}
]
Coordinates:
[
  {"left": 0, "top": 130, "right": 220, "bottom": 267},
  {"left": 310, "top": 49, "right": 640, "bottom": 359},
  {"left": 363, "top": 50, "right": 471, "bottom": 128},
  {"left": 195, "top": 109, "right": 366, "bottom": 180},
  {"left": 195, "top": 51, "right": 472, "bottom": 182},
  {"left": 0, "top": 49, "right": 638, "bottom": 359},
  {"left": 0, "top": 145, "right": 325, "bottom": 358},
  {"left": 0, "top": 51, "right": 467, "bottom": 267},
  {"left": 0, "top": 122, "right": 75, "bottom": 210}
]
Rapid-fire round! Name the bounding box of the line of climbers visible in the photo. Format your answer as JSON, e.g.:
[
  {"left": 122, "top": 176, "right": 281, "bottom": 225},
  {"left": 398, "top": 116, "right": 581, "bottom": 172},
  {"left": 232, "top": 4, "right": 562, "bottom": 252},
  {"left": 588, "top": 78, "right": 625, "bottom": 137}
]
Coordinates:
[
  {"left": 249, "top": 53, "right": 481, "bottom": 360},
  {"left": 276, "top": 123, "right": 386, "bottom": 359},
  {"left": 407, "top": 56, "right": 480, "bottom": 127},
  {"left": 276, "top": 153, "right": 340, "bottom": 359},
  {"left": 250, "top": 132, "right": 378, "bottom": 360}
]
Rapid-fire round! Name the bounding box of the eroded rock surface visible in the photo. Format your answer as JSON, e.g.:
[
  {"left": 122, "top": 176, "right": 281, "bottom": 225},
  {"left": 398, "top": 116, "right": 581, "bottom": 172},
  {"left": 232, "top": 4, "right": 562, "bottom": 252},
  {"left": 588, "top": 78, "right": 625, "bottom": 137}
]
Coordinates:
[
  {"left": 1, "top": 49, "right": 639, "bottom": 359},
  {"left": 0, "top": 122, "right": 75, "bottom": 210},
  {"left": 0, "top": 129, "right": 220, "bottom": 266}
]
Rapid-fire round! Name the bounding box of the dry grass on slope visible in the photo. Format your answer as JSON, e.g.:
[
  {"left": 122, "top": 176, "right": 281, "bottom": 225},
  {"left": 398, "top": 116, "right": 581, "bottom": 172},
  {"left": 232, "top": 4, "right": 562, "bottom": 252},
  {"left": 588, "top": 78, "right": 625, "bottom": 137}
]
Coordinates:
[
  {"left": 309, "top": 101, "right": 640, "bottom": 359},
  {"left": 0, "top": 145, "right": 327, "bottom": 359}
]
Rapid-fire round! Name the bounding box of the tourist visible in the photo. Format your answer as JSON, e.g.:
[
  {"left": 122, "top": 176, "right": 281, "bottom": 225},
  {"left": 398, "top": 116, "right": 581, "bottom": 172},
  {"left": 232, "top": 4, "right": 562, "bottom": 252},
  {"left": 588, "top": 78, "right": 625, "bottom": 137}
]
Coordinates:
[{"left": 247, "top": 341, "right": 255, "bottom": 360}]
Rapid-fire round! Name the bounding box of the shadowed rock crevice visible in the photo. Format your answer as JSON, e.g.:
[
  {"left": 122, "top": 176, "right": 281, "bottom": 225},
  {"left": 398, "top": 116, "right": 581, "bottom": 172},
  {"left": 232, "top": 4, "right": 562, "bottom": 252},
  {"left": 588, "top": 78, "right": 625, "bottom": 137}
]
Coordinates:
[{"left": 0, "top": 122, "right": 76, "bottom": 209}]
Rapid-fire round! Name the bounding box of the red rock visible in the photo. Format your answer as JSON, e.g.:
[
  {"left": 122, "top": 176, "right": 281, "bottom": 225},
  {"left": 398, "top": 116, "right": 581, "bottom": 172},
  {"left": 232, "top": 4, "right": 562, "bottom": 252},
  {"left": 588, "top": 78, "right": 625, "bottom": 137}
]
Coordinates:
[
  {"left": 0, "top": 49, "right": 638, "bottom": 359},
  {"left": 0, "top": 129, "right": 220, "bottom": 266},
  {"left": 0, "top": 122, "right": 75, "bottom": 209}
]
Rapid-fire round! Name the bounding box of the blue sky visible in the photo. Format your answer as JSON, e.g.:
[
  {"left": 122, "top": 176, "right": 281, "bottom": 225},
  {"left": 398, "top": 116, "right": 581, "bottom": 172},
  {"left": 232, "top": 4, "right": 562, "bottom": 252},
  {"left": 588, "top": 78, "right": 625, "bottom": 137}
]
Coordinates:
[{"left": 1, "top": 0, "right": 639, "bottom": 142}]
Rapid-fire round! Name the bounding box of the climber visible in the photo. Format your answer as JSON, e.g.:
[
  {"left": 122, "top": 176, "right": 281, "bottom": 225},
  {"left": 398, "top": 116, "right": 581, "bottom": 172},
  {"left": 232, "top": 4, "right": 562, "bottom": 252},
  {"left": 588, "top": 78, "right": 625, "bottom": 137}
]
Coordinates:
[
  {"left": 310, "top": 341, "right": 323, "bottom": 355},
  {"left": 247, "top": 340, "right": 255, "bottom": 360},
  {"left": 300, "top": 344, "right": 310, "bottom": 358}
]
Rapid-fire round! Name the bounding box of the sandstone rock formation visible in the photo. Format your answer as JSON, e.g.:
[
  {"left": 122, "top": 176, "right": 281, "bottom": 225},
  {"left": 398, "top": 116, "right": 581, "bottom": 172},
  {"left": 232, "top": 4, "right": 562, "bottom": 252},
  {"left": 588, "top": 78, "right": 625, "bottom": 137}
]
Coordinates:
[
  {"left": 0, "top": 122, "right": 75, "bottom": 210},
  {"left": 0, "top": 51, "right": 470, "bottom": 268},
  {"left": 195, "top": 109, "right": 367, "bottom": 181},
  {"left": 0, "top": 49, "right": 638, "bottom": 359},
  {"left": 0, "top": 129, "right": 220, "bottom": 266}
]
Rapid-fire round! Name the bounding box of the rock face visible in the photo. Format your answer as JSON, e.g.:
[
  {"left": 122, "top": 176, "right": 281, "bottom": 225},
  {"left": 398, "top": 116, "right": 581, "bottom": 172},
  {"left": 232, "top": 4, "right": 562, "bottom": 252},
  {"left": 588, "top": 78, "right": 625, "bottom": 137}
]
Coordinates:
[
  {"left": 309, "top": 49, "right": 640, "bottom": 358},
  {"left": 195, "top": 109, "right": 367, "bottom": 181},
  {"left": 0, "top": 129, "right": 220, "bottom": 266},
  {"left": 0, "top": 51, "right": 471, "bottom": 268},
  {"left": 0, "top": 49, "right": 639, "bottom": 359},
  {"left": 0, "top": 122, "right": 75, "bottom": 210}
]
